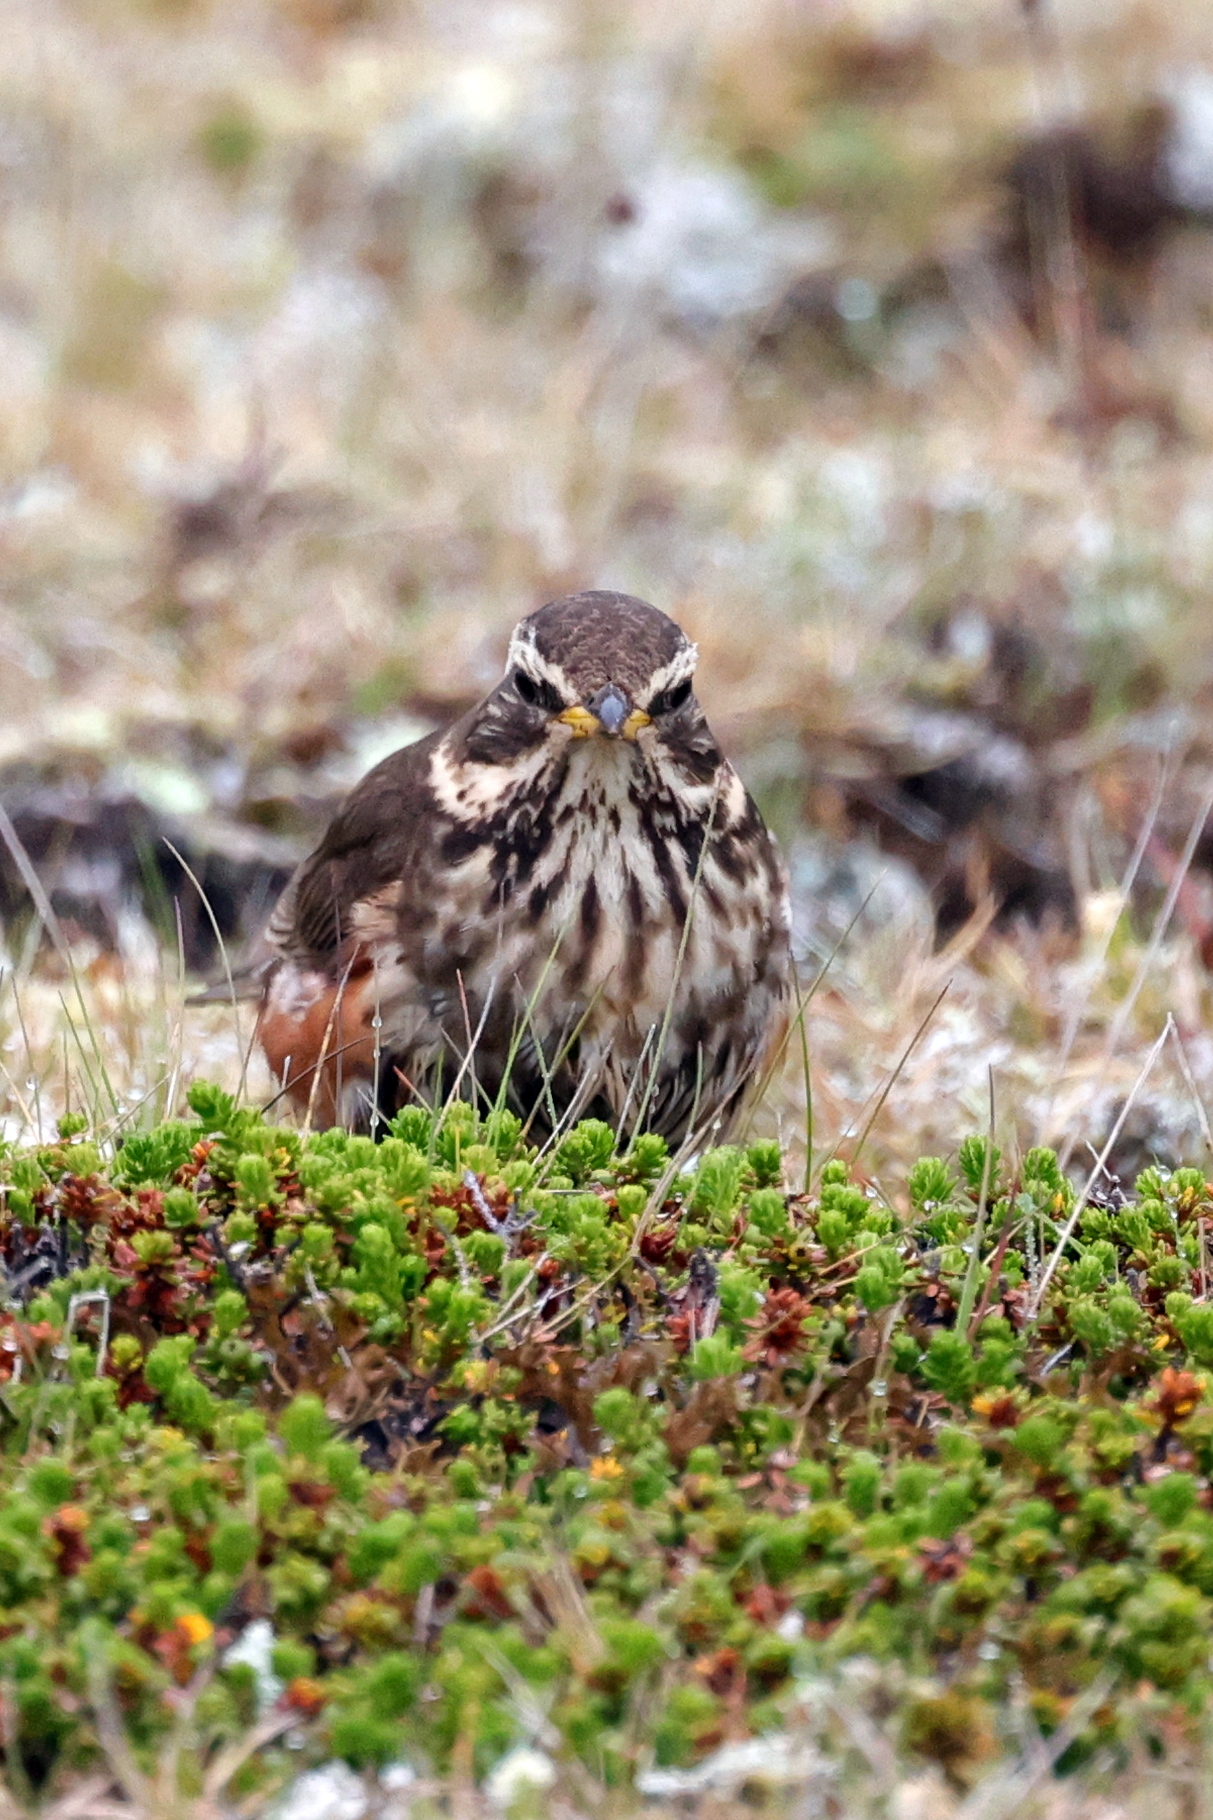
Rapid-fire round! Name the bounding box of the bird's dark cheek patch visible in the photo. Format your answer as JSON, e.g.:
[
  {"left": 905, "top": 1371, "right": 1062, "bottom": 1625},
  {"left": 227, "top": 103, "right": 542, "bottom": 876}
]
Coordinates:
[
  {"left": 459, "top": 710, "right": 550, "bottom": 766},
  {"left": 440, "top": 823, "right": 488, "bottom": 865}
]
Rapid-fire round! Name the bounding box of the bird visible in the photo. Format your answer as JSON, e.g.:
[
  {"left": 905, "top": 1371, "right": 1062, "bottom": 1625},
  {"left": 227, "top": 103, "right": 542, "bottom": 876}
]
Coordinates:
[{"left": 256, "top": 590, "right": 792, "bottom": 1144}]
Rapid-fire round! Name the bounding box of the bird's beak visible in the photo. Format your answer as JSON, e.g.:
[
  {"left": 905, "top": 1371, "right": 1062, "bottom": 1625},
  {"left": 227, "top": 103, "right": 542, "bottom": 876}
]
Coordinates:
[
  {"left": 557, "top": 704, "right": 602, "bottom": 738},
  {"left": 558, "top": 685, "right": 652, "bottom": 741}
]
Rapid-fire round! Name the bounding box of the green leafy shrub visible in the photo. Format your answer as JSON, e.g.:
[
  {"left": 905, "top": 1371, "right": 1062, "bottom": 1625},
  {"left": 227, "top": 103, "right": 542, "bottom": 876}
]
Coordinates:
[{"left": 1, "top": 1097, "right": 1213, "bottom": 1790}]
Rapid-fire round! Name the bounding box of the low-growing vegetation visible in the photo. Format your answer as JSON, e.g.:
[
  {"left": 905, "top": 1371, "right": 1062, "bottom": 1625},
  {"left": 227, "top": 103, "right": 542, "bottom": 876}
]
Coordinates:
[{"left": 3, "top": 1091, "right": 1213, "bottom": 1803}]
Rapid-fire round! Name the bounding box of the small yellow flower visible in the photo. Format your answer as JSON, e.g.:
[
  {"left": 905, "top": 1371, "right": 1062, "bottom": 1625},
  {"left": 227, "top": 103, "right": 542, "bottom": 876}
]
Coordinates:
[
  {"left": 176, "top": 1612, "right": 213, "bottom": 1646},
  {"left": 590, "top": 1456, "right": 624, "bottom": 1480}
]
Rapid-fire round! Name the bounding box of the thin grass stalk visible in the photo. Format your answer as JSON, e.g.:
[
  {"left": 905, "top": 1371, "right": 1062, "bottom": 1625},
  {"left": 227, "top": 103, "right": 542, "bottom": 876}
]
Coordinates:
[
  {"left": 163, "top": 898, "right": 189, "bottom": 1123},
  {"left": 0, "top": 1044, "right": 39, "bottom": 1138},
  {"left": 302, "top": 955, "right": 357, "bottom": 1136},
  {"left": 57, "top": 994, "right": 118, "bottom": 1129},
  {"left": 64, "top": 973, "right": 123, "bottom": 1125},
  {"left": 1029, "top": 1015, "right": 1174, "bottom": 1321},
  {"left": 534, "top": 1123, "right": 704, "bottom": 1350},
  {"left": 1057, "top": 771, "right": 1213, "bottom": 1172},
  {"left": 1169, "top": 1020, "right": 1213, "bottom": 1161},
  {"left": 1018, "top": 0, "right": 1091, "bottom": 409},
  {"left": 1038, "top": 750, "right": 1170, "bottom": 1149},
  {"left": 81, "top": 1647, "right": 152, "bottom": 1814},
  {"left": 798, "top": 977, "right": 813, "bottom": 1192},
  {"left": 370, "top": 966, "right": 383, "bottom": 1134},
  {"left": 200, "top": 1708, "right": 302, "bottom": 1808},
  {"left": 259, "top": 1034, "right": 377, "bottom": 1118},
  {"left": 95, "top": 1073, "right": 175, "bottom": 1149},
  {"left": 1093, "top": 788, "right": 1211, "bottom": 1054},
  {"left": 161, "top": 838, "right": 247, "bottom": 1095},
  {"left": 628, "top": 775, "right": 724, "bottom": 1144},
  {"left": 488, "top": 919, "right": 579, "bottom": 1128},
  {"left": 7, "top": 976, "right": 47, "bottom": 1139},
  {"left": 0, "top": 801, "right": 74, "bottom": 976},
  {"left": 436, "top": 969, "right": 497, "bottom": 1125},
  {"left": 612, "top": 1018, "right": 660, "bottom": 1141},
  {"left": 955, "top": 1067, "right": 997, "bottom": 1336},
  {"left": 830, "top": 982, "right": 951, "bottom": 1178},
  {"left": 738, "top": 876, "right": 889, "bottom": 1149},
  {"left": 954, "top": 1670, "right": 1117, "bottom": 1820},
  {"left": 519, "top": 979, "right": 614, "bottom": 1166}
]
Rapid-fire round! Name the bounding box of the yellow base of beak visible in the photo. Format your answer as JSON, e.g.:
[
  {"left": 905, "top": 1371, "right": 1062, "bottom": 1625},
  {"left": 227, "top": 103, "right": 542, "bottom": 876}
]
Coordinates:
[
  {"left": 557, "top": 705, "right": 601, "bottom": 738},
  {"left": 557, "top": 706, "right": 652, "bottom": 741}
]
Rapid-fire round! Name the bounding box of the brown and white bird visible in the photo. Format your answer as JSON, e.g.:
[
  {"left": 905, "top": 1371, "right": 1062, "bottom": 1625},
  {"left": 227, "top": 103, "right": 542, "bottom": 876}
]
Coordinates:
[{"left": 257, "top": 591, "right": 791, "bottom": 1142}]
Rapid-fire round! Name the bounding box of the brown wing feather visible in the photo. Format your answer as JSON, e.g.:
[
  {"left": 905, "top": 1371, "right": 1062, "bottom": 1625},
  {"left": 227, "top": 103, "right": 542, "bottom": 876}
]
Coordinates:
[
  {"left": 267, "top": 729, "right": 445, "bottom": 969},
  {"left": 258, "top": 728, "right": 453, "bottom": 1123}
]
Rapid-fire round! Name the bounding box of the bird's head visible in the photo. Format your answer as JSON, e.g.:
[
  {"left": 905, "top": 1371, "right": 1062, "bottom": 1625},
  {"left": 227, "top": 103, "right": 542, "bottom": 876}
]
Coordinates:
[{"left": 457, "top": 592, "right": 718, "bottom": 781}]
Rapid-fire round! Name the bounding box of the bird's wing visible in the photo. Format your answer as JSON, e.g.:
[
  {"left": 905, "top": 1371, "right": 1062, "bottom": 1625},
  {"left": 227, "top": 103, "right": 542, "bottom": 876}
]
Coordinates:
[
  {"left": 186, "top": 964, "right": 273, "bottom": 1006},
  {"left": 265, "top": 728, "right": 446, "bottom": 972}
]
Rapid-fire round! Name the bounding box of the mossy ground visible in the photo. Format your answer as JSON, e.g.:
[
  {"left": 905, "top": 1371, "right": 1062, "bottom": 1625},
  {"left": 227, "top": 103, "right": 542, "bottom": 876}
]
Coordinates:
[{"left": 4, "top": 1090, "right": 1213, "bottom": 1808}]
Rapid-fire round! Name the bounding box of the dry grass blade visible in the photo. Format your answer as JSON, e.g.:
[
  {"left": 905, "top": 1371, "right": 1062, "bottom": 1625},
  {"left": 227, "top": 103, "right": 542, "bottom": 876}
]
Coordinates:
[
  {"left": 956, "top": 1066, "right": 997, "bottom": 1336},
  {"left": 56, "top": 991, "right": 120, "bottom": 1128},
  {"left": 1029, "top": 1015, "right": 1174, "bottom": 1320},
  {"left": 302, "top": 954, "right": 356, "bottom": 1136},
  {"left": 201, "top": 1708, "right": 300, "bottom": 1805},
  {"left": 1169, "top": 1020, "right": 1213, "bottom": 1160},
  {"left": 81, "top": 1649, "right": 152, "bottom": 1815},
  {"left": 1056, "top": 772, "right": 1213, "bottom": 1173},
  {"left": 955, "top": 1672, "right": 1117, "bottom": 1820},
  {"left": 627, "top": 774, "right": 724, "bottom": 1143},
  {"left": 162, "top": 839, "right": 247, "bottom": 1093},
  {"left": 0, "top": 823, "right": 126, "bottom": 1128},
  {"left": 0, "top": 802, "right": 73, "bottom": 976},
  {"left": 739, "top": 873, "right": 889, "bottom": 1143},
  {"left": 1038, "top": 752, "right": 1172, "bottom": 1148},
  {"left": 1018, "top": 0, "right": 1091, "bottom": 400},
  {"left": 831, "top": 981, "right": 951, "bottom": 1177}
]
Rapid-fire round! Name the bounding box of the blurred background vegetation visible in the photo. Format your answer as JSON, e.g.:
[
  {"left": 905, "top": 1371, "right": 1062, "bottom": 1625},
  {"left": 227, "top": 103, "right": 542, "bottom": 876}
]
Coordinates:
[{"left": 7, "top": 0, "right": 1213, "bottom": 1179}]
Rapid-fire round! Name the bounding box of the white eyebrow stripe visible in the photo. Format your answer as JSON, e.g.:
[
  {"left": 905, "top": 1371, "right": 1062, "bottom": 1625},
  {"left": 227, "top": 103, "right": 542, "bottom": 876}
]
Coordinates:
[
  {"left": 642, "top": 646, "right": 697, "bottom": 702},
  {"left": 505, "top": 630, "right": 695, "bottom": 704},
  {"left": 504, "top": 635, "right": 576, "bottom": 700},
  {"left": 506, "top": 626, "right": 538, "bottom": 664}
]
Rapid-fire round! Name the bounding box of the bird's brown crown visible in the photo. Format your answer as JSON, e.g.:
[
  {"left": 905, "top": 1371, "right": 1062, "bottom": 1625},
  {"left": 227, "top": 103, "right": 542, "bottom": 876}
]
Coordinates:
[{"left": 511, "top": 590, "right": 695, "bottom": 705}]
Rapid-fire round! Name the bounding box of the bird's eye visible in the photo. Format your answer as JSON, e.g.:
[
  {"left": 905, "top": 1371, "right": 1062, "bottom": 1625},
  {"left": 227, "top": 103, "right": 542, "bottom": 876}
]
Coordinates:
[
  {"left": 513, "top": 670, "right": 564, "bottom": 713},
  {"left": 649, "top": 679, "right": 693, "bottom": 716}
]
